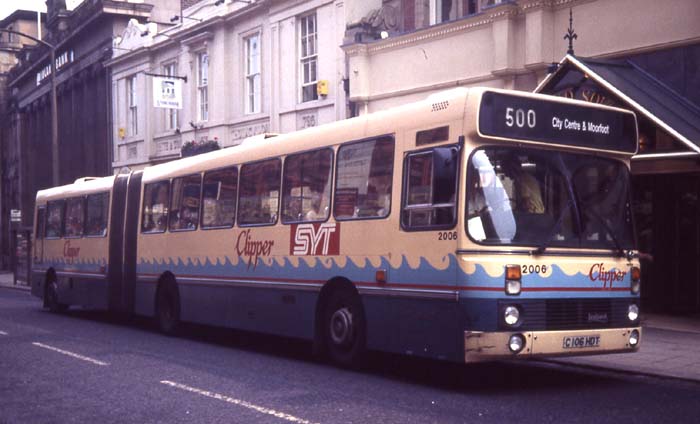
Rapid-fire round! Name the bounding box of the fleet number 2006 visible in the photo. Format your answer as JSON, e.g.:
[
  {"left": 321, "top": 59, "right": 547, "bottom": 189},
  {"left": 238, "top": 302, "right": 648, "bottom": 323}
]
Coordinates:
[
  {"left": 438, "top": 231, "right": 458, "bottom": 241},
  {"left": 522, "top": 264, "right": 548, "bottom": 274}
]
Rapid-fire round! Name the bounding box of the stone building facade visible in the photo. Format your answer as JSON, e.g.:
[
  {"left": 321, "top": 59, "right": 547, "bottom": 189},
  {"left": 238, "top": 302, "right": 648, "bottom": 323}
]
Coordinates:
[
  {"left": 0, "top": 0, "right": 176, "bottom": 270},
  {"left": 109, "top": 0, "right": 347, "bottom": 171},
  {"left": 0, "top": 10, "right": 46, "bottom": 269}
]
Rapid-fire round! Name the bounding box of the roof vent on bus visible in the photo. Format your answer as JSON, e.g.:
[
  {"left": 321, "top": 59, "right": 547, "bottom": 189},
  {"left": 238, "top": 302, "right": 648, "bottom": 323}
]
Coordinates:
[
  {"left": 74, "top": 177, "right": 99, "bottom": 184},
  {"left": 431, "top": 100, "right": 449, "bottom": 112}
]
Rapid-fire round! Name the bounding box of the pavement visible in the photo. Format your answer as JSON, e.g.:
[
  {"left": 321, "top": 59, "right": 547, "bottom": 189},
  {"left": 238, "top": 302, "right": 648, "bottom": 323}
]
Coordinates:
[{"left": 2, "top": 272, "right": 699, "bottom": 383}]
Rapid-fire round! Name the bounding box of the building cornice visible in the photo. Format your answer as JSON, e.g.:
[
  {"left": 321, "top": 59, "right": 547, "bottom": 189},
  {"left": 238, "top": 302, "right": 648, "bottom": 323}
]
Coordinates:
[
  {"left": 343, "top": 14, "right": 493, "bottom": 57},
  {"left": 181, "top": 31, "right": 214, "bottom": 47}
]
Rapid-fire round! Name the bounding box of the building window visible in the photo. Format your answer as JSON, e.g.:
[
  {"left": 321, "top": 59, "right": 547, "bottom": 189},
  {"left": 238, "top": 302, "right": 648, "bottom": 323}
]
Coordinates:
[
  {"left": 164, "top": 63, "right": 178, "bottom": 130},
  {"left": 197, "top": 51, "right": 209, "bottom": 121},
  {"left": 245, "top": 32, "right": 261, "bottom": 114},
  {"left": 299, "top": 13, "right": 318, "bottom": 102},
  {"left": 127, "top": 76, "right": 138, "bottom": 136},
  {"left": 430, "top": 0, "right": 456, "bottom": 24}
]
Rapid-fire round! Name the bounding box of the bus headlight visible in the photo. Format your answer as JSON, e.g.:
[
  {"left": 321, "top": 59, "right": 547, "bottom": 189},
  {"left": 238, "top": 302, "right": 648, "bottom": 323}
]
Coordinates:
[
  {"left": 628, "top": 304, "right": 639, "bottom": 322},
  {"left": 508, "top": 334, "right": 525, "bottom": 353},
  {"left": 631, "top": 266, "right": 641, "bottom": 294},
  {"left": 504, "top": 305, "right": 521, "bottom": 326},
  {"left": 629, "top": 329, "right": 640, "bottom": 347}
]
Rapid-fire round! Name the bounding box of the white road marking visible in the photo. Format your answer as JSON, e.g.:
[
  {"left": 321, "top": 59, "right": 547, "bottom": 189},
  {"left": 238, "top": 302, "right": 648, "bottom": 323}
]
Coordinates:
[
  {"left": 32, "top": 342, "right": 109, "bottom": 366},
  {"left": 160, "top": 380, "right": 318, "bottom": 424},
  {"left": 0, "top": 330, "right": 7, "bottom": 335}
]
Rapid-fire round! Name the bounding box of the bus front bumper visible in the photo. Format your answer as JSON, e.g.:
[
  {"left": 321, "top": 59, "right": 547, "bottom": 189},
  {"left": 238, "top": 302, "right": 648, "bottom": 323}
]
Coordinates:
[{"left": 464, "top": 327, "right": 641, "bottom": 362}]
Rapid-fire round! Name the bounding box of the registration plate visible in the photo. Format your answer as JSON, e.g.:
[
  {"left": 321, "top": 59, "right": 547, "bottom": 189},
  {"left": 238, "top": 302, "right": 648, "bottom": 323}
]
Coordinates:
[{"left": 562, "top": 335, "right": 601, "bottom": 349}]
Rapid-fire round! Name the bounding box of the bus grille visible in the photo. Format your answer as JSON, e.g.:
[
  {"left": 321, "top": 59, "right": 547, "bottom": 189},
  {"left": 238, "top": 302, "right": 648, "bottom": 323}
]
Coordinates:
[{"left": 499, "top": 298, "right": 638, "bottom": 331}]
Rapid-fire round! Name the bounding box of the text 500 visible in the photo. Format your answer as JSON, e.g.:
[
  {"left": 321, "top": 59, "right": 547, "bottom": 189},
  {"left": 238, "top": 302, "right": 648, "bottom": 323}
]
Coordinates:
[{"left": 505, "top": 108, "right": 536, "bottom": 129}]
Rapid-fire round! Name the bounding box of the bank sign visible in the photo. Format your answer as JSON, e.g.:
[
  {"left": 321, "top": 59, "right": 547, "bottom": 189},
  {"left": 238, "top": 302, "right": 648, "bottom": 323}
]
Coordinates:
[{"left": 153, "top": 77, "right": 183, "bottom": 109}]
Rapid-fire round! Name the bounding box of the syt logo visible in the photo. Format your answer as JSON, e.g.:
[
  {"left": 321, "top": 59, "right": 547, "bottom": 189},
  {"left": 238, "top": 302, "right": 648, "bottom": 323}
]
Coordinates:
[{"left": 290, "top": 223, "right": 340, "bottom": 256}]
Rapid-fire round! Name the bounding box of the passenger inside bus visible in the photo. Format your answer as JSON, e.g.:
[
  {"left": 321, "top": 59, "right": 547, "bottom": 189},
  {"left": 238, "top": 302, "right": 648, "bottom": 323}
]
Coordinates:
[
  {"left": 305, "top": 194, "right": 323, "bottom": 221},
  {"left": 502, "top": 158, "right": 545, "bottom": 214}
]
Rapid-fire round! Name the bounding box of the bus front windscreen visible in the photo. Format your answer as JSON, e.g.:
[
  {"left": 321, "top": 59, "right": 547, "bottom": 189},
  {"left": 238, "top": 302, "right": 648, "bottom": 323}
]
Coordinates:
[{"left": 466, "top": 147, "right": 634, "bottom": 251}]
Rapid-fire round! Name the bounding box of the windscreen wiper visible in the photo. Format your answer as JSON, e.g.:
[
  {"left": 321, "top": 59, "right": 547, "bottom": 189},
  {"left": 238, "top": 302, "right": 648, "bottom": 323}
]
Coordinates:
[
  {"left": 531, "top": 154, "right": 579, "bottom": 256},
  {"left": 581, "top": 208, "right": 626, "bottom": 257}
]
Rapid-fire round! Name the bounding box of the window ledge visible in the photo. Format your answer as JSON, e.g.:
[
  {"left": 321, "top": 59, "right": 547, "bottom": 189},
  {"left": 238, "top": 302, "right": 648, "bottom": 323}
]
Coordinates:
[{"left": 280, "top": 98, "right": 335, "bottom": 115}]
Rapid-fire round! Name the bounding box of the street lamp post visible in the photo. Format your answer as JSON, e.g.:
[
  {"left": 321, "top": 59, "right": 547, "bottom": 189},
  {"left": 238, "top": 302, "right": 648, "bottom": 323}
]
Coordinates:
[{"left": 1, "top": 29, "right": 60, "bottom": 186}]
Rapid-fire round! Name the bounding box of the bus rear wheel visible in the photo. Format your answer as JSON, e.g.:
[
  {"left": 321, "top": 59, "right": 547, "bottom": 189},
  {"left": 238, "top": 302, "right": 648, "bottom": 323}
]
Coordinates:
[
  {"left": 156, "top": 280, "right": 180, "bottom": 335},
  {"left": 46, "top": 279, "right": 68, "bottom": 313},
  {"left": 323, "top": 287, "right": 366, "bottom": 367}
]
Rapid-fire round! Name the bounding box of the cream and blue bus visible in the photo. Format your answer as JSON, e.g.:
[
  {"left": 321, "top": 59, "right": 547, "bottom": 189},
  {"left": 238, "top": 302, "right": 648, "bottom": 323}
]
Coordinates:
[{"left": 32, "top": 87, "right": 641, "bottom": 365}]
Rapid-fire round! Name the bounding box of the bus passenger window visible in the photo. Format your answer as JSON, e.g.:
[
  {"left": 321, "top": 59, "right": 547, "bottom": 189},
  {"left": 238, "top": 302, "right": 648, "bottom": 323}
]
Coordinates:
[
  {"left": 86, "top": 193, "right": 109, "bottom": 236},
  {"left": 46, "top": 200, "right": 65, "bottom": 238},
  {"left": 142, "top": 181, "right": 170, "bottom": 233},
  {"left": 202, "top": 167, "right": 237, "bottom": 229},
  {"left": 238, "top": 159, "right": 281, "bottom": 226},
  {"left": 402, "top": 145, "right": 459, "bottom": 230},
  {"left": 65, "top": 197, "right": 85, "bottom": 238},
  {"left": 169, "top": 175, "right": 202, "bottom": 231},
  {"left": 334, "top": 137, "right": 394, "bottom": 220},
  {"left": 282, "top": 148, "right": 332, "bottom": 223}
]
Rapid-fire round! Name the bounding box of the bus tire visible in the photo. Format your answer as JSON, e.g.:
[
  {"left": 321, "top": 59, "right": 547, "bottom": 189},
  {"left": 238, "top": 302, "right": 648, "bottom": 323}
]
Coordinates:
[
  {"left": 323, "top": 287, "right": 366, "bottom": 367},
  {"left": 45, "top": 277, "right": 68, "bottom": 313},
  {"left": 156, "top": 278, "right": 180, "bottom": 336}
]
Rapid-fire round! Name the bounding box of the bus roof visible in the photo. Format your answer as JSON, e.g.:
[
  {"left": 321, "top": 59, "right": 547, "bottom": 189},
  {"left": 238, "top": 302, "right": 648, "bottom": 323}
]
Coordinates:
[
  {"left": 36, "top": 175, "right": 116, "bottom": 204},
  {"left": 140, "top": 87, "right": 472, "bottom": 183}
]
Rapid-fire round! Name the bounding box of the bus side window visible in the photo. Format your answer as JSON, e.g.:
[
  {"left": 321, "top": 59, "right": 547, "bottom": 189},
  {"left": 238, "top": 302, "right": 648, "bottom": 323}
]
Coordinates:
[
  {"left": 86, "top": 192, "right": 109, "bottom": 237},
  {"left": 401, "top": 145, "right": 459, "bottom": 230},
  {"left": 65, "top": 197, "right": 85, "bottom": 238},
  {"left": 202, "top": 167, "right": 238, "bottom": 229},
  {"left": 334, "top": 137, "right": 394, "bottom": 220},
  {"left": 238, "top": 159, "right": 281, "bottom": 226},
  {"left": 169, "top": 174, "right": 202, "bottom": 231},
  {"left": 282, "top": 148, "right": 333, "bottom": 223},
  {"left": 46, "top": 200, "right": 65, "bottom": 238},
  {"left": 142, "top": 181, "right": 170, "bottom": 233}
]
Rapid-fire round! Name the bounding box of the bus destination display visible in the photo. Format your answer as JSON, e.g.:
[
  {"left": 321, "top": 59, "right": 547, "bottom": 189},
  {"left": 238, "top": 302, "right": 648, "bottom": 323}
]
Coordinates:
[{"left": 478, "top": 91, "right": 637, "bottom": 153}]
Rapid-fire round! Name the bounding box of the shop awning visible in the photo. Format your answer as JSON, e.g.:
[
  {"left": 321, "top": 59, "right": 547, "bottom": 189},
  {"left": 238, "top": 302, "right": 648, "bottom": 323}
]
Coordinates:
[{"left": 535, "top": 55, "right": 700, "bottom": 156}]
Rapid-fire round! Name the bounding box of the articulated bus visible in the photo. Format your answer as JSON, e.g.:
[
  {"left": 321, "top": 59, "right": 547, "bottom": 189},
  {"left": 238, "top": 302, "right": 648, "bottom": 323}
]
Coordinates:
[{"left": 32, "top": 87, "right": 642, "bottom": 365}]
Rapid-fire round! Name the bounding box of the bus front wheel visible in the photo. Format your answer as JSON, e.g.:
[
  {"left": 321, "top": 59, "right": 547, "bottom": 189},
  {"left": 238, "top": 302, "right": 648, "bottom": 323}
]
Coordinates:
[
  {"left": 323, "top": 287, "right": 366, "bottom": 367},
  {"left": 156, "top": 280, "right": 180, "bottom": 335}
]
